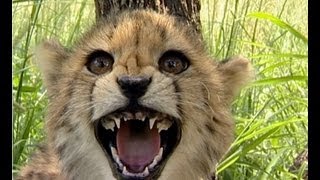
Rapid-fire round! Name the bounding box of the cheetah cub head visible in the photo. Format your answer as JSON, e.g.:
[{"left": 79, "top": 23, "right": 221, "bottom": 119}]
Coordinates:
[{"left": 36, "top": 10, "right": 252, "bottom": 180}]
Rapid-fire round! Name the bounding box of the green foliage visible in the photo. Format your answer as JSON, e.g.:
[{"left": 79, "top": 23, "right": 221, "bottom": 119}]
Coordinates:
[
  {"left": 201, "top": 0, "right": 307, "bottom": 179},
  {"left": 13, "top": 0, "right": 307, "bottom": 179},
  {"left": 12, "top": 0, "right": 95, "bottom": 175}
]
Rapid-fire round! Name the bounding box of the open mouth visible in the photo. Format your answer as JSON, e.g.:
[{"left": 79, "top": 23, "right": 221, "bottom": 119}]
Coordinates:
[{"left": 94, "top": 107, "right": 181, "bottom": 179}]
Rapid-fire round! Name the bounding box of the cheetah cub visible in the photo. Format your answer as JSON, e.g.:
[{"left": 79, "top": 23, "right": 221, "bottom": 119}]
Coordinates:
[{"left": 18, "top": 10, "right": 252, "bottom": 180}]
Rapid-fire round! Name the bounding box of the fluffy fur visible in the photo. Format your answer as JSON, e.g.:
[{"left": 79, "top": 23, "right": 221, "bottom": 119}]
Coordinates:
[{"left": 17, "top": 10, "right": 252, "bottom": 180}]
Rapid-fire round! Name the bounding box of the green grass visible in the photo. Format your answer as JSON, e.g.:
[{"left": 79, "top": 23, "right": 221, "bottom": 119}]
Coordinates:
[{"left": 13, "top": 0, "right": 308, "bottom": 179}]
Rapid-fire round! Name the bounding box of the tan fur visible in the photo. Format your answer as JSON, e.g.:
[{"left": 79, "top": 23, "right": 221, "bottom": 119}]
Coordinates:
[{"left": 18, "top": 10, "right": 252, "bottom": 180}]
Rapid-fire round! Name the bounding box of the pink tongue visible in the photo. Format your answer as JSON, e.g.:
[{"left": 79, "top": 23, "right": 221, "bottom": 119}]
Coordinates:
[{"left": 116, "top": 121, "right": 160, "bottom": 173}]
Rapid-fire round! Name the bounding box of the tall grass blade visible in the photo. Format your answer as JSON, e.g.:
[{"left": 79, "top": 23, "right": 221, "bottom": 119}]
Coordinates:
[
  {"left": 217, "top": 126, "right": 280, "bottom": 173},
  {"left": 249, "top": 76, "right": 307, "bottom": 87},
  {"left": 259, "top": 149, "right": 285, "bottom": 180},
  {"left": 247, "top": 12, "right": 308, "bottom": 44}
]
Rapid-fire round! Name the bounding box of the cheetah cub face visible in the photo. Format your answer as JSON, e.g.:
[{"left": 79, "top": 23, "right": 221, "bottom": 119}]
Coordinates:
[{"left": 36, "top": 10, "right": 252, "bottom": 180}]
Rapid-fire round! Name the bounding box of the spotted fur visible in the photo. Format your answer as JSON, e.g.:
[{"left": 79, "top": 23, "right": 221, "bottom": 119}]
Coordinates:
[{"left": 18, "top": 10, "right": 252, "bottom": 180}]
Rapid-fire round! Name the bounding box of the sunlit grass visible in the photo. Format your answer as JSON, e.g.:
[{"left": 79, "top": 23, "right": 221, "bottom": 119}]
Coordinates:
[
  {"left": 200, "top": 0, "right": 307, "bottom": 179},
  {"left": 13, "top": 0, "right": 308, "bottom": 179},
  {"left": 12, "top": 0, "right": 95, "bottom": 174}
]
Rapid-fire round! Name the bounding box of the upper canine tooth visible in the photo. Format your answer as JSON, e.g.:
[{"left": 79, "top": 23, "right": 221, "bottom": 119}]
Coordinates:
[
  {"left": 157, "top": 120, "right": 173, "bottom": 133},
  {"left": 149, "top": 117, "right": 157, "bottom": 129},
  {"left": 114, "top": 118, "right": 121, "bottom": 128},
  {"left": 101, "top": 118, "right": 115, "bottom": 131}
]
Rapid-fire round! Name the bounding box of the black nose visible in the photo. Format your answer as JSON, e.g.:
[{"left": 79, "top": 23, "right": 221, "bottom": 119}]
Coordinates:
[{"left": 117, "top": 76, "right": 151, "bottom": 99}]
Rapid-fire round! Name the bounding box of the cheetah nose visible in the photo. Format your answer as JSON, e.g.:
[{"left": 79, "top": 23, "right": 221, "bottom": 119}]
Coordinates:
[{"left": 117, "top": 75, "right": 151, "bottom": 99}]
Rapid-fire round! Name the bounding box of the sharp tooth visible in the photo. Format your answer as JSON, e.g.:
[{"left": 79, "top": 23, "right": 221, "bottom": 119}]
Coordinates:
[
  {"left": 158, "top": 147, "right": 163, "bottom": 159},
  {"left": 149, "top": 147, "right": 163, "bottom": 169},
  {"left": 111, "top": 147, "right": 118, "bottom": 156},
  {"left": 157, "top": 120, "right": 173, "bottom": 133},
  {"left": 122, "top": 166, "right": 149, "bottom": 177},
  {"left": 114, "top": 118, "right": 121, "bottom": 128},
  {"left": 101, "top": 118, "right": 115, "bottom": 131},
  {"left": 148, "top": 161, "right": 157, "bottom": 169},
  {"left": 149, "top": 117, "right": 157, "bottom": 129},
  {"left": 123, "top": 112, "right": 134, "bottom": 121},
  {"left": 111, "top": 147, "right": 123, "bottom": 170},
  {"left": 135, "top": 112, "right": 145, "bottom": 121},
  {"left": 142, "top": 167, "right": 149, "bottom": 176},
  {"left": 123, "top": 166, "right": 129, "bottom": 176}
]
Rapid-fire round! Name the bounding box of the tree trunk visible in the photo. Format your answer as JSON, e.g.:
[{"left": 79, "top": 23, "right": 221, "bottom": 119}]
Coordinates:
[{"left": 94, "top": 0, "right": 201, "bottom": 34}]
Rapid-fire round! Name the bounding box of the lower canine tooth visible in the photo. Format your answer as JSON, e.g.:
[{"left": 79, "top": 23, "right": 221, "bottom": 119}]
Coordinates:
[
  {"left": 142, "top": 167, "right": 149, "bottom": 176},
  {"left": 149, "top": 147, "right": 163, "bottom": 169},
  {"left": 123, "top": 166, "right": 129, "bottom": 176},
  {"left": 111, "top": 147, "right": 123, "bottom": 169},
  {"left": 101, "top": 118, "right": 115, "bottom": 131}
]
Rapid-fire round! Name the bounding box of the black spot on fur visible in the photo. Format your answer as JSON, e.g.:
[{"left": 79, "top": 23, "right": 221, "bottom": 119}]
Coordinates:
[
  {"left": 56, "top": 142, "right": 67, "bottom": 160},
  {"left": 204, "top": 101, "right": 210, "bottom": 108},
  {"left": 66, "top": 122, "right": 77, "bottom": 133},
  {"left": 135, "top": 34, "right": 140, "bottom": 46},
  {"left": 64, "top": 156, "right": 81, "bottom": 174},
  {"left": 28, "top": 144, "right": 49, "bottom": 161},
  {"left": 206, "top": 123, "right": 214, "bottom": 134},
  {"left": 197, "top": 127, "right": 203, "bottom": 135},
  {"left": 156, "top": 24, "right": 167, "bottom": 40},
  {"left": 205, "top": 143, "right": 213, "bottom": 161},
  {"left": 55, "top": 113, "right": 75, "bottom": 133},
  {"left": 60, "top": 105, "right": 68, "bottom": 118},
  {"left": 212, "top": 116, "right": 221, "bottom": 124}
]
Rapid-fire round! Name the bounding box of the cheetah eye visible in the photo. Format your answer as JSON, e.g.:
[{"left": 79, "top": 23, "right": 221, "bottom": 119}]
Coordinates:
[
  {"left": 86, "top": 50, "right": 114, "bottom": 75},
  {"left": 158, "top": 50, "right": 190, "bottom": 74}
]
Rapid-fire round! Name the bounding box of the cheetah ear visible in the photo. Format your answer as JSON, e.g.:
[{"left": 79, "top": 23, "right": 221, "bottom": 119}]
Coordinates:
[
  {"left": 217, "top": 56, "right": 254, "bottom": 102},
  {"left": 34, "top": 39, "right": 69, "bottom": 89}
]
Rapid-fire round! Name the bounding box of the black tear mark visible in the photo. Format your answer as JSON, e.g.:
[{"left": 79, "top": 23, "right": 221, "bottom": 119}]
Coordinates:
[
  {"left": 71, "top": 75, "right": 96, "bottom": 121},
  {"left": 135, "top": 23, "right": 141, "bottom": 46},
  {"left": 89, "top": 81, "right": 96, "bottom": 120},
  {"left": 173, "top": 80, "right": 183, "bottom": 119}
]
